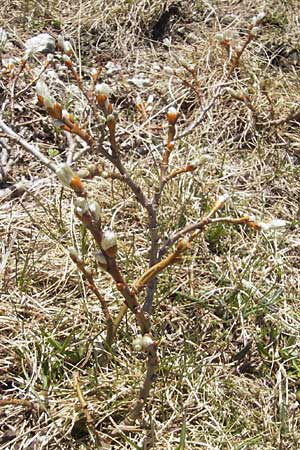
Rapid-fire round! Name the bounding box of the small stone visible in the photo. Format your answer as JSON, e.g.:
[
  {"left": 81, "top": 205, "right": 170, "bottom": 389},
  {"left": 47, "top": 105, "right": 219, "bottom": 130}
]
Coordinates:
[
  {"left": 128, "top": 76, "right": 150, "bottom": 89},
  {"left": 163, "top": 38, "right": 171, "bottom": 48},
  {"left": 152, "top": 63, "right": 161, "bottom": 72},
  {"left": 105, "top": 61, "right": 121, "bottom": 76},
  {"left": 25, "top": 33, "right": 56, "bottom": 55}
]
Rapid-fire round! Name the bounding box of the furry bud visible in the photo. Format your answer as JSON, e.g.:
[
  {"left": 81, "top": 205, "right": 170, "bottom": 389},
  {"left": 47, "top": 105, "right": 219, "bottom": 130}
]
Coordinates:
[
  {"left": 63, "top": 41, "right": 72, "bottom": 56},
  {"left": 251, "top": 27, "right": 260, "bottom": 37},
  {"left": 217, "top": 193, "right": 230, "bottom": 204},
  {"left": 167, "top": 107, "right": 179, "bottom": 125},
  {"left": 95, "top": 83, "right": 111, "bottom": 97},
  {"left": 56, "top": 163, "right": 74, "bottom": 186},
  {"left": 141, "top": 335, "right": 154, "bottom": 349},
  {"left": 101, "top": 230, "right": 117, "bottom": 257},
  {"left": 74, "top": 198, "right": 89, "bottom": 217},
  {"left": 89, "top": 201, "right": 101, "bottom": 223},
  {"left": 95, "top": 250, "right": 108, "bottom": 270},
  {"left": 56, "top": 163, "right": 84, "bottom": 193},
  {"left": 251, "top": 12, "right": 265, "bottom": 26},
  {"left": 36, "top": 79, "right": 54, "bottom": 107},
  {"left": 95, "top": 84, "right": 111, "bottom": 109},
  {"left": 69, "top": 176, "right": 84, "bottom": 194},
  {"left": 133, "top": 337, "right": 143, "bottom": 352},
  {"left": 215, "top": 32, "right": 225, "bottom": 42},
  {"left": 68, "top": 247, "right": 79, "bottom": 260},
  {"left": 258, "top": 219, "right": 288, "bottom": 231}
]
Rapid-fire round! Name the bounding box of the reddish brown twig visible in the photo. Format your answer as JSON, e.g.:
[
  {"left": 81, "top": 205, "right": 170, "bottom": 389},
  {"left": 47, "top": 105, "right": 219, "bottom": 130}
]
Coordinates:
[{"left": 69, "top": 250, "right": 114, "bottom": 346}]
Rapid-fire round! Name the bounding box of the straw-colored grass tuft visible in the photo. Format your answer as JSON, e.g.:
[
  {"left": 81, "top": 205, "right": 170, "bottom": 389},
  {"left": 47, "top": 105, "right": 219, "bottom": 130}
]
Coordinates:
[{"left": 1, "top": 1, "right": 300, "bottom": 448}]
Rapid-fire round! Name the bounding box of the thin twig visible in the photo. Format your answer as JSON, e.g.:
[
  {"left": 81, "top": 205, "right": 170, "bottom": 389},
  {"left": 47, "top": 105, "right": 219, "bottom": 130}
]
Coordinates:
[
  {"left": 176, "top": 85, "right": 224, "bottom": 140},
  {"left": 165, "top": 163, "right": 197, "bottom": 182},
  {"left": 158, "top": 196, "right": 232, "bottom": 258},
  {"left": 134, "top": 238, "right": 192, "bottom": 294},
  {"left": 73, "top": 372, "right": 104, "bottom": 448},
  {"left": 69, "top": 251, "right": 114, "bottom": 346},
  {"left": 65, "top": 131, "right": 77, "bottom": 165},
  {"left": 122, "top": 209, "right": 254, "bottom": 426},
  {"left": 15, "top": 59, "right": 51, "bottom": 98},
  {"left": 0, "top": 178, "right": 51, "bottom": 202},
  {"left": 0, "top": 399, "right": 35, "bottom": 408},
  {"left": 0, "top": 119, "right": 57, "bottom": 172},
  {"left": 123, "top": 342, "right": 158, "bottom": 425},
  {"left": 268, "top": 109, "right": 300, "bottom": 127},
  {"left": 144, "top": 114, "right": 178, "bottom": 313},
  {"left": 0, "top": 143, "right": 18, "bottom": 183},
  {"left": 76, "top": 210, "right": 151, "bottom": 335}
]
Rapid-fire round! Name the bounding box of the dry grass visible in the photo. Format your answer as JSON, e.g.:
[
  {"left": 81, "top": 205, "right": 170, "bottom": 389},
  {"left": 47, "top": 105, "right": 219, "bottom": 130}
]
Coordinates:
[{"left": 1, "top": 1, "right": 300, "bottom": 449}]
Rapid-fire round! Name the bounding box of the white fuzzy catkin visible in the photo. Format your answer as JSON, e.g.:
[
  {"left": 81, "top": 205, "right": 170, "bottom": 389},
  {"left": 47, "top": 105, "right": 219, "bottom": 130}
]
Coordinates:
[
  {"left": 259, "top": 219, "right": 288, "bottom": 231},
  {"left": 101, "top": 230, "right": 117, "bottom": 251},
  {"left": 56, "top": 163, "right": 75, "bottom": 187},
  {"left": 95, "top": 83, "right": 111, "bottom": 97}
]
